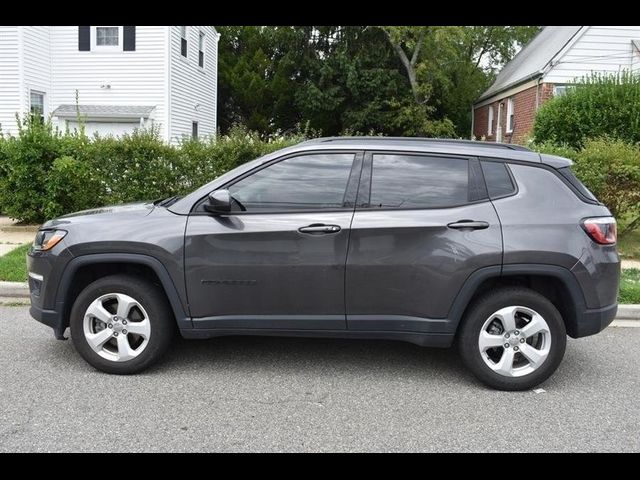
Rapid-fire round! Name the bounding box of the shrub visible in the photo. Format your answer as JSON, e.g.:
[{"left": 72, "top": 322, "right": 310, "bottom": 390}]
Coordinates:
[
  {"left": 533, "top": 137, "right": 640, "bottom": 234},
  {"left": 533, "top": 72, "right": 640, "bottom": 148},
  {"left": 0, "top": 120, "right": 302, "bottom": 223}
]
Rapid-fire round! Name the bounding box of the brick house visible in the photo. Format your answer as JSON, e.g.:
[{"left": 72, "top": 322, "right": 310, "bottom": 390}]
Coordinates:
[{"left": 473, "top": 26, "right": 640, "bottom": 144}]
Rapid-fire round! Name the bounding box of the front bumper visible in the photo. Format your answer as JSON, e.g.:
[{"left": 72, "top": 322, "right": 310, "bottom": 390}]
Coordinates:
[
  {"left": 571, "top": 303, "right": 618, "bottom": 338},
  {"left": 29, "top": 304, "right": 66, "bottom": 339}
]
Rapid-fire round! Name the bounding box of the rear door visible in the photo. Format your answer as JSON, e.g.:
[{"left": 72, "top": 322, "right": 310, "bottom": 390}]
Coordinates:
[{"left": 345, "top": 151, "right": 503, "bottom": 333}]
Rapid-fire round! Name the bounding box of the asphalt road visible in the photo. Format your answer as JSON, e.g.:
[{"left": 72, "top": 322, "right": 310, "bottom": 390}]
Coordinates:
[{"left": 1, "top": 305, "right": 638, "bottom": 452}]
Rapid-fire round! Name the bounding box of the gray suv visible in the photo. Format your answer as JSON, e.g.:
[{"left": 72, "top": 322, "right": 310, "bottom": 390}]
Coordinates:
[{"left": 27, "top": 137, "right": 620, "bottom": 390}]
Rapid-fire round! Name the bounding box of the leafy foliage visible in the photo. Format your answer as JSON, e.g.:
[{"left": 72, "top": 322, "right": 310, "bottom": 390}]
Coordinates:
[
  {"left": 533, "top": 137, "right": 640, "bottom": 235},
  {"left": 216, "top": 26, "right": 540, "bottom": 138},
  {"left": 533, "top": 72, "right": 640, "bottom": 148},
  {"left": 0, "top": 121, "right": 301, "bottom": 223}
]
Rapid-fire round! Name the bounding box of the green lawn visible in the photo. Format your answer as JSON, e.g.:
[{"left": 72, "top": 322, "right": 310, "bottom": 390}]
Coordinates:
[
  {"left": 618, "top": 230, "right": 640, "bottom": 260},
  {"left": 0, "top": 243, "right": 638, "bottom": 304},
  {"left": 0, "top": 244, "right": 30, "bottom": 282},
  {"left": 620, "top": 269, "right": 640, "bottom": 304}
]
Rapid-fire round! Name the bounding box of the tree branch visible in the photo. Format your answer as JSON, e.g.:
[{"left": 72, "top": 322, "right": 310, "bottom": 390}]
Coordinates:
[{"left": 474, "top": 26, "right": 495, "bottom": 69}]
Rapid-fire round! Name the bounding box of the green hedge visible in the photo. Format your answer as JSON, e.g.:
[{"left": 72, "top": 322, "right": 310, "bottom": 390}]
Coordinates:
[
  {"left": 533, "top": 137, "right": 640, "bottom": 235},
  {"left": 533, "top": 72, "right": 640, "bottom": 148},
  {"left": 0, "top": 118, "right": 301, "bottom": 223}
]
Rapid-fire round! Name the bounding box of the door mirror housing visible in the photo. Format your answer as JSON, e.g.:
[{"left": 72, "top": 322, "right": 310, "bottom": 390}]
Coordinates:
[{"left": 204, "top": 190, "right": 232, "bottom": 214}]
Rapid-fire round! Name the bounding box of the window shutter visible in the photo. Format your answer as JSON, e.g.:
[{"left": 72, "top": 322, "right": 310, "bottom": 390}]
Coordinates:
[
  {"left": 78, "top": 26, "right": 90, "bottom": 51},
  {"left": 123, "top": 26, "right": 136, "bottom": 51}
]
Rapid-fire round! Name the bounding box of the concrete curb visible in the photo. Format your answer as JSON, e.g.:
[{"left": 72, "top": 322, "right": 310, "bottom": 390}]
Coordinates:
[
  {"left": 1, "top": 281, "right": 638, "bottom": 320},
  {"left": 0, "top": 281, "right": 29, "bottom": 298}
]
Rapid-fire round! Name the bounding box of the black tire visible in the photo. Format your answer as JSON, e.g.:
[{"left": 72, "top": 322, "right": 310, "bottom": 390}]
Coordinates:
[
  {"left": 457, "top": 287, "right": 566, "bottom": 391},
  {"left": 70, "top": 274, "right": 175, "bottom": 374}
]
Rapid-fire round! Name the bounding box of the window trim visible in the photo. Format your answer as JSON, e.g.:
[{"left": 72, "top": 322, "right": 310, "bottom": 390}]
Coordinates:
[
  {"left": 487, "top": 105, "right": 494, "bottom": 136},
  {"left": 506, "top": 97, "right": 515, "bottom": 133},
  {"left": 198, "top": 31, "right": 205, "bottom": 68},
  {"left": 190, "top": 150, "right": 364, "bottom": 215},
  {"left": 91, "top": 26, "right": 123, "bottom": 51},
  {"left": 356, "top": 150, "right": 489, "bottom": 212}
]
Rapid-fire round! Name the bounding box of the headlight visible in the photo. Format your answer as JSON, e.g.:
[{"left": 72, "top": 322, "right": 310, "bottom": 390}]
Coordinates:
[{"left": 33, "top": 230, "right": 67, "bottom": 251}]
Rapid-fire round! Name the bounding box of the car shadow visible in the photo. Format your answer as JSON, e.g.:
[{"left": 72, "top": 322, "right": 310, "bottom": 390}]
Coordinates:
[{"left": 157, "top": 335, "right": 480, "bottom": 386}]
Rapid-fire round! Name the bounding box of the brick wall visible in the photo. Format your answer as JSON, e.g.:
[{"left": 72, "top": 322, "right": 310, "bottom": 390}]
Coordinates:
[{"left": 473, "top": 83, "right": 555, "bottom": 145}]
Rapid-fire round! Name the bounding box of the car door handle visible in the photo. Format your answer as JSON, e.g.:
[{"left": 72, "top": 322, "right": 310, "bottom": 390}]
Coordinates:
[
  {"left": 298, "top": 224, "right": 342, "bottom": 234},
  {"left": 447, "top": 220, "right": 490, "bottom": 230}
]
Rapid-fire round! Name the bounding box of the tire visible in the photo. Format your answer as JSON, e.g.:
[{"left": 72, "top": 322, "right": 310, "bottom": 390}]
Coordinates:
[
  {"left": 70, "top": 274, "right": 175, "bottom": 374},
  {"left": 457, "top": 287, "right": 566, "bottom": 391}
]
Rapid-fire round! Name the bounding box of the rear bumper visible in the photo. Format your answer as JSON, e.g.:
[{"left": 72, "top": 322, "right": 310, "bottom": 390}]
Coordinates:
[{"left": 571, "top": 303, "right": 617, "bottom": 338}]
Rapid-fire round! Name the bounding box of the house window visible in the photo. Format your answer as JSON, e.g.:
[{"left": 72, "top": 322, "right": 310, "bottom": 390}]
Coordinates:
[
  {"left": 92, "top": 26, "right": 123, "bottom": 51},
  {"left": 192, "top": 121, "right": 198, "bottom": 139},
  {"left": 506, "top": 97, "right": 515, "bottom": 133},
  {"left": 198, "top": 32, "right": 205, "bottom": 68},
  {"left": 30, "top": 91, "right": 45, "bottom": 124},
  {"left": 554, "top": 85, "right": 569, "bottom": 97},
  {"left": 180, "top": 26, "right": 188, "bottom": 57},
  {"left": 487, "top": 105, "right": 494, "bottom": 136}
]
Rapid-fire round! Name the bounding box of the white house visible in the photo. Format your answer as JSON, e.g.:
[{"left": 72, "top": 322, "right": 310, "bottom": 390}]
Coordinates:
[
  {"left": 0, "top": 26, "right": 219, "bottom": 143},
  {"left": 473, "top": 26, "right": 640, "bottom": 144}
]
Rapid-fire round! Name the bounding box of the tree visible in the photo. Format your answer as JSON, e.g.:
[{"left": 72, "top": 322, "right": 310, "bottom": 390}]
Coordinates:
[{"left": 380, "top": 26, "right": 540, "bottom": 136}]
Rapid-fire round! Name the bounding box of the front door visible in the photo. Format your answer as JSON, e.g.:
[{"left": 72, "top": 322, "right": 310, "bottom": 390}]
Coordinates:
[
  {"left": 184, "top": 151, "right": 362, "bottom": 330},
  {"left": 346, "top": 152, "right": 502, "bottom": 333},
  {"left": 496, "top": 103, "right": 503, "bottom": 142}
]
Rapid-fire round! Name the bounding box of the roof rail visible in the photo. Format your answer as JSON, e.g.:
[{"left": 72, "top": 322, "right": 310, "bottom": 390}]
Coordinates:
[{"left": 302, "top": 136, "right": 532, "bottom": 152}]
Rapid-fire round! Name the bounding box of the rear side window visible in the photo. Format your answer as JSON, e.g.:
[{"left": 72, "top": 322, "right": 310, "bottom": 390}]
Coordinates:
[
  {"left": 369, "top": 154, "right": 469, "bottom": 209},
  {"left": 481, "top": 161, "right": 516, "bottom": 199},
  {"left": 557, "top": 167, "right": 598, "bottom": 202}
]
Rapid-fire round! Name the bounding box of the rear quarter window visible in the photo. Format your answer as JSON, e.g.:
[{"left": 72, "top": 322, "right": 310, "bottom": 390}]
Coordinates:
[
  {"left": 481, "top": 161, "right": 516, "bottom": 199},
  {"left": 557, "top": 167, "right": 598, "bottom": 202}
]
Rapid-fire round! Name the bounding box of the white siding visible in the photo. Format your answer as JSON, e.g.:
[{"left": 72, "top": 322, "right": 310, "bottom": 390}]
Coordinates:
[
  {"left": 50, "top": 26, "right": 167, "bottom": 138},
  {"left": 0, "top": 26, "right": 20, "bottom": 136},
  {"left": 168, "top": 26, "right": 218, "bottom": 144},
  {"left": 545, "top": 26, "right": 640, "bottom": 83},
  {"left": 22, "top": 26, "right": 52, "bottom": 120}
]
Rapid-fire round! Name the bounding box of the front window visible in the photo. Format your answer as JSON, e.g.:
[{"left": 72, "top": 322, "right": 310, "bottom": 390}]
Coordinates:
[
  {"left": 487, "top": 105, "right": 494, "bottom": 136},
  {"left": 506, "top": 97, "right": 515, "bottom": 133},
  {"left": 198, "top": 32, "right": 205, "bottom": 68},
  {"left": 369, "top": 154, "right": 470, "bottom": 209},
  {"left": 192, "top": 121, "right": 198, "bottom": 139},
  {"left": 228, "top": 153, "right": 355, "bottom": 212},
  {"left": 92, "top": 26, "right": 122, "bottom": 50},
  {"left": 180, "top": 26, "right": 188, "bottom": 57},
  {"left": 553, "top": 85, "right": 569, "bottom": 97},
  {"left": 30, "top": 91, "right": 45, "bottom": 124}
]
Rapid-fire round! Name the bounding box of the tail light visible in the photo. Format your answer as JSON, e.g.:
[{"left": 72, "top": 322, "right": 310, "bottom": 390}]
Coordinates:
[{"left": 582, "top": 217, "right": 617, "bottom": 245}]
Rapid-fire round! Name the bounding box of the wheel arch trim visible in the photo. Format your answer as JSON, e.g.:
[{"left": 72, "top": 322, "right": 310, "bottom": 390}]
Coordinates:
[
  {"left": 55, "top": 253, "right": 191, "bottom": 330},
  {"left": 448, "top": 264, "right": 586, "bottom": 334}
]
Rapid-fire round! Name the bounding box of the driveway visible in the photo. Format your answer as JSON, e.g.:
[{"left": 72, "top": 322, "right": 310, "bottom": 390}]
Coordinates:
[{"left": 1, "top": 305, "right": 638, "bottom": 452}]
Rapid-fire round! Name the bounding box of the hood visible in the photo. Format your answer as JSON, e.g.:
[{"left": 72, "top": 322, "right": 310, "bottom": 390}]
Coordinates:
[{"left": 42, "top": 202, "right": 155, "bottom": 228}]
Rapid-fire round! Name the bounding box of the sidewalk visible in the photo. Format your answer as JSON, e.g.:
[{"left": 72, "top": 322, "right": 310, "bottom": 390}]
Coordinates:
[{"left": 0, "top": 216, "right": 38, "bottom": 255}]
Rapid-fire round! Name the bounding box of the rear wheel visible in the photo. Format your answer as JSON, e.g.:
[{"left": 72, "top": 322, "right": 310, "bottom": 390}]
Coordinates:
[
  {"left": 70, "top": 274, "right": 175, "bottom": 374},
  {"left": 458, "top": 287, "right": 566, "bottom": 391}
]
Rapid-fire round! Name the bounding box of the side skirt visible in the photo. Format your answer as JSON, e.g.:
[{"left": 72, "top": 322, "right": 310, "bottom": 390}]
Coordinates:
[{"left": 179, "top": 327, "right": 454, "bottom": 348}]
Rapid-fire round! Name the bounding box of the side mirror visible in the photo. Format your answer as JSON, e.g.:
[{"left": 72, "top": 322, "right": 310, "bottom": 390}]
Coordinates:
[{"left": 204, "top": 189, "right": 232, "bottom": 214}]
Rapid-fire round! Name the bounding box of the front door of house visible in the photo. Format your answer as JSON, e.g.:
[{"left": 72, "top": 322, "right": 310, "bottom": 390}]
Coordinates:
[{"left": 496, "top": 103, "right": 503, "bottom": 142}]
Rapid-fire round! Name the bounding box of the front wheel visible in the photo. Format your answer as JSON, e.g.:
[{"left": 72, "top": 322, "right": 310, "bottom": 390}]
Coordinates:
[
  {"left": 458, "top": 287, "right": 567, "bottom": 391},
  {"left": 70, "top": 274, "right": 175, "bottom": 374}
]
